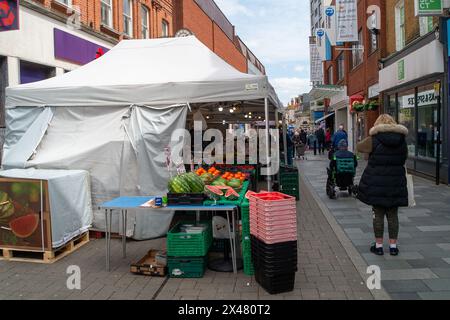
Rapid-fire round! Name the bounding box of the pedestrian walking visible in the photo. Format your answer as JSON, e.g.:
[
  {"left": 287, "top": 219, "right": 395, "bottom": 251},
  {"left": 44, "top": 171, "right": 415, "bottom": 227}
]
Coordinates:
[
  {"left": 325, "top": 128, "right": 332, "bottom": 151},
  {"left": 332, "top": 124, "right": 348, "bottom": 150},
  {"left": 308, "top": 130, "right": 318, "bottom": 155},
  {"left": 286, "top": 128, "right": 294, "bottom": 166},
  {"left": 300, "top": 129, "right": 307, "bottom": 146},
  {"left": 292, "top": 130, "right": 306, "bottom": 160},
  {"left": 316, "top": 126, "right": 325, "bottom": 155},
  {"left": 356, "top": 114, "right": 409, "bottom": 256}
]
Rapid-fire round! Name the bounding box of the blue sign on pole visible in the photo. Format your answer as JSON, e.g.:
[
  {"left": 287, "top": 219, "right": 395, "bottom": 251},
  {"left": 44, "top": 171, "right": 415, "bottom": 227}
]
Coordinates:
[
  {"left": 317, "top": 29, "right": 325, "bottom": 38},
  {"left": 325, "top": 7, "right": 335, "bottom": 17}
]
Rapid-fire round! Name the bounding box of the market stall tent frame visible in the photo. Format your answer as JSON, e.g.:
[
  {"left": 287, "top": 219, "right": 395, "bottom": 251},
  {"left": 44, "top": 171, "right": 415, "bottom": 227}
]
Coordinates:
[{"left": 2, "top": 36, "right": 284, "bottom": 240}]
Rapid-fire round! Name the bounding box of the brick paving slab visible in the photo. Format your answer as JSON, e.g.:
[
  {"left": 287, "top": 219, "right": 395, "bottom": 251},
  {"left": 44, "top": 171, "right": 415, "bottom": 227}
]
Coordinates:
[{"left": 298, "top": 154, "right": 450, "bottom": 300}]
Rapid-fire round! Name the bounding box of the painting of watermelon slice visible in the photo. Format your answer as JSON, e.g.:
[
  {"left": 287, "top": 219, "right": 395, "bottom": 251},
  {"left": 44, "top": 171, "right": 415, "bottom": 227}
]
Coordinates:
[{"left": 9, "top": 214, "right": 40, "bottom": 238}]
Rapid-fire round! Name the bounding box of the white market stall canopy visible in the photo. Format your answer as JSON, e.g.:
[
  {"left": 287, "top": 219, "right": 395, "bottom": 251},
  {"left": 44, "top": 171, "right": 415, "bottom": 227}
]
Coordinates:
[{"left": 6, "top": 36, "right": 283, "bottom": 109}]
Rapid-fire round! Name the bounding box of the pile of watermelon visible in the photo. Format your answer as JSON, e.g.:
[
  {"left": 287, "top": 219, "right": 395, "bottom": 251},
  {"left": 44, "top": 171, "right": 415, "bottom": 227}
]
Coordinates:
[{"left": 168, "top": 172, "right": 205, "bottom": 194}]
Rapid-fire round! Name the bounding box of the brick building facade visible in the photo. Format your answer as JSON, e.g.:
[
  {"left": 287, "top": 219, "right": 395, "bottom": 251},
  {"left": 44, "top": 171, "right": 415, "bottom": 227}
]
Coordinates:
[{"left": 173, "top": 0, "right": 265, "bottom": 74}]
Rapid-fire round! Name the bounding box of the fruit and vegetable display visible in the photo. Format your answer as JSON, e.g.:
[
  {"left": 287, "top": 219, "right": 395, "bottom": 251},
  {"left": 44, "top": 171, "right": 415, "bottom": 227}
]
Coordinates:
[
  {"left": 195, "top": 167, "right": 246, "bottom": 191},
  {"left": 167, "top": 166, "right": 250, "bottom": 204},
  {"left": 0, "top": 181, "right": 44, "bottom": 247}
]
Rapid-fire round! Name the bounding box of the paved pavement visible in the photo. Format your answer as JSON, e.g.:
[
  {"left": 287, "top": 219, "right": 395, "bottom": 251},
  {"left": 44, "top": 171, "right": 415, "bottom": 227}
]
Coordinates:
[
  {"left": 298, "top": 153, "right": 450, "bottom": 300},
  {"left": 0, "top": 164, "right": 374, "bottom": 300}
]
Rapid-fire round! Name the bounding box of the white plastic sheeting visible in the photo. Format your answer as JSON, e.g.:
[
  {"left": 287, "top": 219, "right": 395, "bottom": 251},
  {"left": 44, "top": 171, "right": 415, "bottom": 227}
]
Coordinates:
[
  {"left": 0, "top": 169, "right": 92, "bottom": 248},
  {"left": 2, "top": 105, "right": 188, "bottom": 239}
]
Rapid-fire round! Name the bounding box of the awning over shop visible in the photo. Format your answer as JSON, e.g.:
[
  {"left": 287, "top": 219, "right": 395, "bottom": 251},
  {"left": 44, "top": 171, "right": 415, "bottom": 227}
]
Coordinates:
[
  {"left": 309, "top": 85, "right": 345, "bottom": 101},
  {"left": 315, "top": 112, "right": 335, "bottom": 124}
]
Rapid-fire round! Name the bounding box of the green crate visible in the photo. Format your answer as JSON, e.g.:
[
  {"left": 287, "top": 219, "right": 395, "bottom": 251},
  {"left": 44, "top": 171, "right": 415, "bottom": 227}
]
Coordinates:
[
  {"left": 242, "top": 239, "right": 254, "bottom": 275},
  {"left": 203, "top": 181, "right": 249, "bottom": 206},
  {"left": 168, "top": 256, "right": 207, "bottom": 278},
  {"left": 281, "top": 189, "right": 300, "bottom": 201},
  {"left": 280, "top": 174, "right": 299, "bottom": 183},
  {"left": 167, "top": 221, "right": 212, "bottom": 257}
]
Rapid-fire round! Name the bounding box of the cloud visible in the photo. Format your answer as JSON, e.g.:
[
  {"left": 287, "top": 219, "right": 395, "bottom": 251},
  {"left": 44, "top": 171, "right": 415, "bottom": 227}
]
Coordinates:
[
  {"left": 214, "top": 0, "right": 253, "bottom": 17},
  {"left": 294, "top": 65, "right": 306, "bottom": 72},
  {"left": 214, "top": 0, "right": 312, "bottom": 105},
  {"left": 271, "top": 77, "right": 312, "bottom": 106}
]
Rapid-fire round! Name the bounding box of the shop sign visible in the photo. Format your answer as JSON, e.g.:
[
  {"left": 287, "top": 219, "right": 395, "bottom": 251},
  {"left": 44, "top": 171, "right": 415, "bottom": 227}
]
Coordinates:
[
  {"left": 336, "top": 0, "right": 358, "bottom": 42},
  {"left": 0, "top": 0, "right": 19, "bottom": 32},
  {"left": 401, "top": 90, "right": 438, "bottom": 109},
  {"left": 415, "top": 0, "right": 443, "bottom": 16},
  {"left": 398, "top": 60, "right": 405, "bottom": 81}
]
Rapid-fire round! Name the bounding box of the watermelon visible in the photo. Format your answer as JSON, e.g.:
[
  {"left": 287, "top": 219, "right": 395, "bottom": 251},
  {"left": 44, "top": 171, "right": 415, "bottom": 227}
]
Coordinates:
[
  {"left": 212, "top": 179, "right": 227, "bottom": 187},
  {"left": 204, "top": 185, "right": 223, "bottom": 201},
  {"left": 184, "top": 172, "right": 205, "bottom": 193},
  {"left": 168, "top": 175, "right": 191, "bottom": 194},
  {"left": 200, "top": 173, "right": 215, "bottom": 185},
  {"left": 227, "top": 178, "right": 242, "bottom": 189},
  {"left": 0, "top": 191, "right": 14, "bottom": 221},
  {"left": 9, "top": 213, "right": 39, "bottom": 238},
  {"left": 224, "top": 188, "right": 239, "bottom": 200}
]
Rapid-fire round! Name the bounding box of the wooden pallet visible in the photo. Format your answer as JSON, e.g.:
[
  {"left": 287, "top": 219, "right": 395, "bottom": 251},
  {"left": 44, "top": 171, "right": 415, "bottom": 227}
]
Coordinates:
[{"left": 0, "top": 232, "right": 89, "bottom": 264}]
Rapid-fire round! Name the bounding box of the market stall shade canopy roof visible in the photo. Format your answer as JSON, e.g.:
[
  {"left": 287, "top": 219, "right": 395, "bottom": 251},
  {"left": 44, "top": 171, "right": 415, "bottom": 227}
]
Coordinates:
[{"left": 6, "top": 36, "right": 282, "bottom": 109}]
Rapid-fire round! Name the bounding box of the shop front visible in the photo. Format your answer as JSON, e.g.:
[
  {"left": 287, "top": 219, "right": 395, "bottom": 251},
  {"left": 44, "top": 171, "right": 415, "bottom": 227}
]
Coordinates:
[{"left": 380, "top": 38, "right": 447, "bottom": 183}]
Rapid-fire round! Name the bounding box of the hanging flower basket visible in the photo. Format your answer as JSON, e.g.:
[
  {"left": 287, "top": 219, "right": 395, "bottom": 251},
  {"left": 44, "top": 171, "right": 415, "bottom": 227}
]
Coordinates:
[
  {"left": 365, "top": 100, "right": 379, "bottom": 111},
  {"left": 352, "top": 102, "right": 365, "bottom": 113}
]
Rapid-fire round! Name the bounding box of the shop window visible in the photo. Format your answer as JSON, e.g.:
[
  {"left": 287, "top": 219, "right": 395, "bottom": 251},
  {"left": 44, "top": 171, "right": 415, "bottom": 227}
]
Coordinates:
[
  {"left": 123, "top": 0, "right": 133, "bottom": 37},
  {"left": 162, "top": 20, "right": 169, "bottom": 37},
  {"left": 395, "top": 0, "right": 406, "bottom": 51},
  {"left": 417, "top": 84, "right": 441, "bottom": 159},
  {"left": 19, "top": 61, "right": 55, "bottom": 85},
  {"left": 101, "top": 0, "right": 113, "bottom": 28},
  {"left": 398, "top": 89, "right": 416, "bottom": 156},
  {"left": 141, "top": 5, "right": 149, "bottom": 39},
  {"left": 386, "top": 95, "right": 397, "bottom": 120}
]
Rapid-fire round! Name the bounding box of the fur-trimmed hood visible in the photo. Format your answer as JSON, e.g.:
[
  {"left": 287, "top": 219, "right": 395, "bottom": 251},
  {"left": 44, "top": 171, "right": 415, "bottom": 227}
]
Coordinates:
[{"left": 369, "top": 124, "right": 408, "bottom": 136}]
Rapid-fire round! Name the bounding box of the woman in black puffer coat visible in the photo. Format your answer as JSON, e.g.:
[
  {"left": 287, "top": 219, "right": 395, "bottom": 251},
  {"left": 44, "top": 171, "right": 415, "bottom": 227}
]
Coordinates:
[{"left": 356, "top": 114, "right": 408, "bottom": 257}]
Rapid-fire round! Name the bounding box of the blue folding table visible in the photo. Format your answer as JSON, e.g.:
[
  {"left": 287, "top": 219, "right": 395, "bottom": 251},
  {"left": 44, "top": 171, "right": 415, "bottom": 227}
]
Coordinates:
[{"left": 99, "top": 197, "right": 239, "bottom": 273}]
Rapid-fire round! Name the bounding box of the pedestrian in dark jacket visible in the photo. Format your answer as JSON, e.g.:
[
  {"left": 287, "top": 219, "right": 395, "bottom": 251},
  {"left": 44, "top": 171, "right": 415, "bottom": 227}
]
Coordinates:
[
  {"left": 332, "top": 124, "right": 348, "bottom": 149},
  {"left": 356, "top": 114, "right": 408, "bottom": 257},
  {"left": 316, "top": 126, "right": 325, "bottom": 155}
]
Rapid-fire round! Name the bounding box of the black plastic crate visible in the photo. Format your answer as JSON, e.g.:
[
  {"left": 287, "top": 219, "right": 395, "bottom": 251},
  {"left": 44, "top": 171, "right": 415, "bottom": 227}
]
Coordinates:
[
  {"left": 252, "top": 254, "right": 298, "bottom": 269},
  {"left": 167, "top": 193, "right": 205, "bottom": 206},
  {"left": 255, "top": 271, "right": 296, "bottom": 295}
]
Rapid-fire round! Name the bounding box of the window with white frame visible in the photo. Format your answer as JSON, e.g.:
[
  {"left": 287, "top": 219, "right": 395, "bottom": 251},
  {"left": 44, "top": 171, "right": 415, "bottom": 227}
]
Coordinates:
[
  {"left": 123, "top": 0, "right": 133, "bottom": 37},
  {"left": 162, "top": 19, "right": 169, "bottom": 37},
  {"left": 395, "top": 0, "right": 406, "bottom": 51},
  {"left": 337, "top": 53, "right": 345, "bottom": 82},
  {"left": 141, "top": 5, "right": 149, "bottom": 39},
  {"left": 101, "top": 0, "right": 113, "bottom": 27},
  {"left": 351, "top": 30, "right": 363, "bottom": 69},
  {"left": 55, "top": 0, "right": 71, "bottom": 6}
]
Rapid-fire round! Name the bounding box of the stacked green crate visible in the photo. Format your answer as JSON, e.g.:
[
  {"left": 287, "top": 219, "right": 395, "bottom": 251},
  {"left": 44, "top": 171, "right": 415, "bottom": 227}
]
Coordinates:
[
  {"left": 241, "top": 199, "right": 254, "bottom": 275},
  {"left": 167, "top": 221, "right": 212, "bottom": 278},
  {"left": 280, "top": 166, "right": 300, "bottom": 201}
]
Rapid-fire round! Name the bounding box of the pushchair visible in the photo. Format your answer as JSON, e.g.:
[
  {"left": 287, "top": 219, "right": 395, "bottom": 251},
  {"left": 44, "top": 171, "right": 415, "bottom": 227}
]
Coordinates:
[
  {"left": 295, "top": 142, "right": 306, "bottom": 160},
  {"left": 326, "top": 155, "right": 358, "bottom": 199}
]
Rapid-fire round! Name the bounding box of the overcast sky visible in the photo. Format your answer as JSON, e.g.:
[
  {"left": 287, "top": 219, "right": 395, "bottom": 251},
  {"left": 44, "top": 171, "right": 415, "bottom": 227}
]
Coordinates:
[{"left": 215, "top": 0, "right": 312, "bottom": 106}]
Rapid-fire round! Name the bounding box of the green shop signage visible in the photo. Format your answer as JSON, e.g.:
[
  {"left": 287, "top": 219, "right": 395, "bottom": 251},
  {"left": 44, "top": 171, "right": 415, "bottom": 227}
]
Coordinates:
[
  {"left": 415, "top": 0, "right": 443, "bottom": 16},
  {"left": 398, "top": 60, "right": 405, "bottom": 81}
]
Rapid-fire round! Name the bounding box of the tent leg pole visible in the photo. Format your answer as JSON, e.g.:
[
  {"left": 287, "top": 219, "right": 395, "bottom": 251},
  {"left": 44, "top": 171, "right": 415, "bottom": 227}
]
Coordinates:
[
  {"left": 283, "top": 113, "right": 288, "bottom": 166},
  {"left": 264, "top": 98, "right": 272, "bottom": 191}
]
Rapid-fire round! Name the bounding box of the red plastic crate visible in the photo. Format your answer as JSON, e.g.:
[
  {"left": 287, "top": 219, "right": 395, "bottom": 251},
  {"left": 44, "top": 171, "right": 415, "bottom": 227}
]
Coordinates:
[
  {"left": 254, "top": 233, "right": 298, "bottom": 244},
  {"left": 249, "top": 192, "right": 296, "bottom": 206}
]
